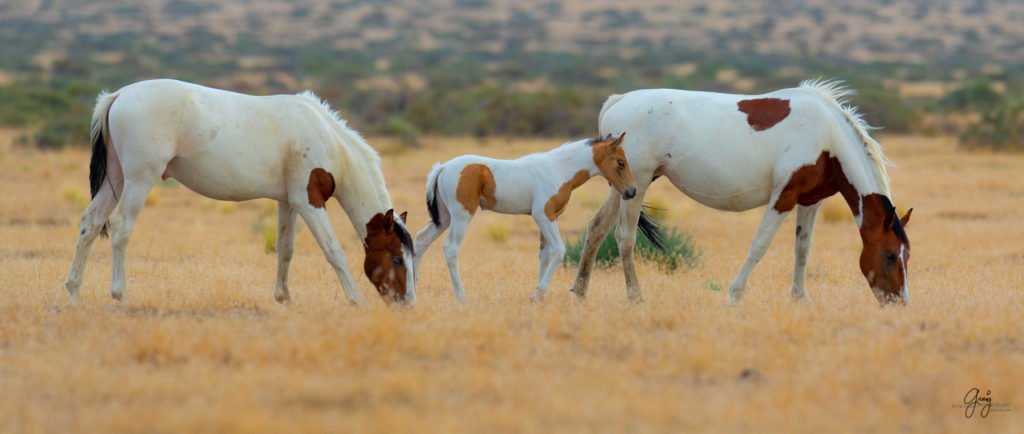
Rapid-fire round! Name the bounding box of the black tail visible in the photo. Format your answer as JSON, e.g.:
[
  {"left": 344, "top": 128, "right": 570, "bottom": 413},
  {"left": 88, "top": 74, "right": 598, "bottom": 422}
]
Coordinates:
[
  {"left": 88, "top": 119, "right": 107, "bottom": 199},
  {"left": 427, "top": 187, "right": 441, "bottom": 227},
  {"left": 638, "top": 205, "right": 667, "bottom": 253},
  {"left": 88, "top": 106, "right": 111, "bottom": 237}
]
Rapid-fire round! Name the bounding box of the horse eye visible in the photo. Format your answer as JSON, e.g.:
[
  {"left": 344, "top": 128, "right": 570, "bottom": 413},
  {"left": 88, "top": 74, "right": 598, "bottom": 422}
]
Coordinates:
[
  {"left": 617, "top": 160, "right": 625, "bottom": 169},
  {"left": 392, "top": 257, "right": 403, "bottom": 265},
  {"left": 885, "top": 253, "right": 898, "bottom": 264}
]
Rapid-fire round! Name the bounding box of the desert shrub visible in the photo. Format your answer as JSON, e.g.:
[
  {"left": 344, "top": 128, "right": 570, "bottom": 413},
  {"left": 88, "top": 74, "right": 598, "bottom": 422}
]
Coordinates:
[
  {"left": 563, "top": 215, "right": 700, "bottom": 271},
  {"left": 960, "top": 96, "right": 1024, "bottom": 150}
]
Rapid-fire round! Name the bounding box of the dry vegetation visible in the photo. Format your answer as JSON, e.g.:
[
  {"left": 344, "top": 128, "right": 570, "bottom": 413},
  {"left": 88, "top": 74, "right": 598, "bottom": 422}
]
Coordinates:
[{"left": 1, "top": 131, "right": 1022, "bottom": 433}]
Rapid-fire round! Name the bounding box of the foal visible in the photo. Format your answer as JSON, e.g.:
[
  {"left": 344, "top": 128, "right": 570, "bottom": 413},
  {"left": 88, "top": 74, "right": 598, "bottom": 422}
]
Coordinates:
[{"left": 413, "top": 134, "right": 637, "bottom": 301}]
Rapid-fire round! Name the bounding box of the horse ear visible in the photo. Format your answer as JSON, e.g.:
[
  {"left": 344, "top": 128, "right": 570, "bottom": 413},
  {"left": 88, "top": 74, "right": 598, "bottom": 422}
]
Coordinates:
[
  {"left": 900, "top": 208, "right": 913, "bottom": 228},
  {"left": 611, "top": 132, "right": 626, "bottom": 148},
  {"left": 383, "top": 209, "right": 395, "bottom": 229},
  {"left": 399, "top": 211, "right": 408, "bottom": 223}
]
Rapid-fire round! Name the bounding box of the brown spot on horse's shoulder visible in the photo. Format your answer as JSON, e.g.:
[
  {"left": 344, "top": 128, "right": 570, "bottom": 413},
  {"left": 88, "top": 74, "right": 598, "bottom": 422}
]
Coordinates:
[
  {"left": 737, "top": 98, "right": 791, "bottom": 131},
  {"left": 774, "top": 152, "right": 855, "bottom": 213},
  {"left": 455, "top": 164, "right": 497, "bottom": 214},
  {"left": 544, "top": 170, "right": 590, "bottom": 221},
  {"left": 307, "top": 168, "right": 335, "bottom": 208}
]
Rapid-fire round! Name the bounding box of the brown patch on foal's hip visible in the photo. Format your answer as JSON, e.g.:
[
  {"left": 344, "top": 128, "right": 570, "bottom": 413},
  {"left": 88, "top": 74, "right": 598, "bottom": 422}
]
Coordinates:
[
  {"left": 544, "top": 170, "right": 590, "bottom": 221},
  {"left": 306, "top": 168, "right": 336, "bottom": 208},
  {"left": 737, "top": 98, "right": 791, "bottom": 131},
  {"left": 456, "top": 164, "right": 497, "bottom": 214}
]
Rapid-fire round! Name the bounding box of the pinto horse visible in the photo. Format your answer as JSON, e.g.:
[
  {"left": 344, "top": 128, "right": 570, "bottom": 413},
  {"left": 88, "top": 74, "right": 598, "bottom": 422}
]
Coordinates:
[
  {"left": 413, "top": 134, "right": 637, "bottom": 301},
  {"left": 569, "top": 80, "right": 913, "bottom": 305},
  {"left": 63, "top": 79, "right": 416, "bottom": 306}
]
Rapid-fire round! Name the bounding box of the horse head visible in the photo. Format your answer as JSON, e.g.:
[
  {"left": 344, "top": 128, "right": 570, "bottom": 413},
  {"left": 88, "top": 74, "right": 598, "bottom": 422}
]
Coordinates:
[
  {"left": 592, "top": 133, "right": 637, "bottom": 200},
  {"left": 364, "top": 209, "right": 416, "bottom": 306}
]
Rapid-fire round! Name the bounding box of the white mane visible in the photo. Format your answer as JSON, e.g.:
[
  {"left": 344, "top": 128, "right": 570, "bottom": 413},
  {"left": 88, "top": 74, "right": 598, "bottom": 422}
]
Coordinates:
[{"left": 799, "top": 79, "right": 892, "bottom": 195}]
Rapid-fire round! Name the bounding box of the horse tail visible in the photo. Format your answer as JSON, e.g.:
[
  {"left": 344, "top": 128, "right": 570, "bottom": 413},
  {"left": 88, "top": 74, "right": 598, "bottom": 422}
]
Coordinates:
[
  {"left": 598, "top": 93, "right": 626, "bottom": 132},
  {"left": 425, "top": 162, "right": 444, "bottom": 227},
  {"left": 638, "top": 205, "right": 667, "bottom": 253},
  {"left": 89, "top": 91, "right": 118, "bottom": 237}
]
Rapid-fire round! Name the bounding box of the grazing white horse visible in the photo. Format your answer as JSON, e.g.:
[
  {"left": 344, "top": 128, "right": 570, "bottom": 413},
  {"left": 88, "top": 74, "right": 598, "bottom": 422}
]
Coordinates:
[
  {"left": 63, "top": 79, "right": 416, "bottom": 306},
  {"left": 413, "top": 134, "right": 638, "bottom": 301},
  {"left": 569, "top": 80, "right": 913, "bottom": 305}
]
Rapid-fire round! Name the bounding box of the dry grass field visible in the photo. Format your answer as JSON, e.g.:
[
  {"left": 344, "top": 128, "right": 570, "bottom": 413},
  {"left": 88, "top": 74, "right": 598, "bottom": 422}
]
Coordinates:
[{"left": 1, "top": 131, "right": 1022, "bottom": 433}]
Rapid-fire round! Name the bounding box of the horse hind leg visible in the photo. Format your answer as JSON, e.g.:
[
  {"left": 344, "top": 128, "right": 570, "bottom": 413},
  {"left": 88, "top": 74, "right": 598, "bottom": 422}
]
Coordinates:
[
  {"left": 568, "top": 188, "right": 621, "bottom": 299},
  {"left": 614, "top": 185, "right": 651, "bottom": 302},
  {"left": 791, "top": 203, "right": 821, "bottom": 302},
  {"left": 64, "top": 182, "right": 119, "bottom": 303},
  {"left": 442, "top": 211, "right": 471, "bottom": 301},
  {"left": 107, "top": 172, "right": 162, "bottom": 301},
  {"left": 273, "top": 201, "right": 298, "bottom": 304},
  {"left": 412, "top": 196, "right": 452, "bottom": 280},
  {"left": 531, "top": 218, "right": 565, "bottom": 301}
]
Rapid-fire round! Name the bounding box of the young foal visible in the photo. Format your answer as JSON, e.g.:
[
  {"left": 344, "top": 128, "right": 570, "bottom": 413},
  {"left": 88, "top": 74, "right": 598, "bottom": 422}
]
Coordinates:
[
  {"left": 63, "top": 79, "right": 416, "bottom": 306},
  {"left": 413, "top": 134, "right": 637, "bottom": 301},
  {"left": 569, "top": 80, "right": 913, "bottom": 305}
]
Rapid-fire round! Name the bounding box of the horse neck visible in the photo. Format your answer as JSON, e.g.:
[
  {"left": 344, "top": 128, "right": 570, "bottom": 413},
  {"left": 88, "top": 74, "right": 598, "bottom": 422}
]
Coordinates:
[
  {"left": 831, "top": 135, "right": 892, "bottom": 232},
  {"left": 542, "top": 140, "right": 598, "bottom": 185},
  {"left": 334, "top": 163, "right": 394, "bottom": 240}
]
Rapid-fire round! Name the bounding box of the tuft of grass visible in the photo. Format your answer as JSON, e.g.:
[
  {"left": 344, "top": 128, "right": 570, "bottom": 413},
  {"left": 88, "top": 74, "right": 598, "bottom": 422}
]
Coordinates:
[
  {"left": 486, "top": 222, "right": 508, "bottom": 243},
  {"left": 563, "top": 217, "right": 701, "bottom": 271},
  {"left": 145, "top": 189, "right": 160, "bottom": 205},
  {"left": 263, "top": 223, "right": 276, "bottom": 253},
  {"left": 220, "top": 202, "right": 236, "bottom": 214},
  {"left": 703, "top": 280, "right": 722, "bottom": 292}
]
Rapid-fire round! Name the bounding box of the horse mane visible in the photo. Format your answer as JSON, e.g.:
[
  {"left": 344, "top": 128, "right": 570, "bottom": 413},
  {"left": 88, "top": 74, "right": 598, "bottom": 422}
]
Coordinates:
[{"left": 799, "top": 79, "right": 892, "bottom": 195}]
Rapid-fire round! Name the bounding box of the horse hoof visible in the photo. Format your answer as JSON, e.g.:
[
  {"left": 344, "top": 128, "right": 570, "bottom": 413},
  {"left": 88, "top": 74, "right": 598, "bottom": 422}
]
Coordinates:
[
  {"left": 274, "top": 294, "right": 291, "bottom": 305},
  {"left": 111, "top": 291, "right": 124, "bottom": 302}
]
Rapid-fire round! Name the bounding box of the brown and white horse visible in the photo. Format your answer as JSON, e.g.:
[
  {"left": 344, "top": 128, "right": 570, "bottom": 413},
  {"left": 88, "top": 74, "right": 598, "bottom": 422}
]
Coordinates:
[
  {"left": 413, "top": 134, "right": 637, "bottom": 301},
  {"left": 63, "top": 79, "right": 416, "bottom": 306},
  {"left": 569, "top": 80, "right": 913, "bottom": 305}
]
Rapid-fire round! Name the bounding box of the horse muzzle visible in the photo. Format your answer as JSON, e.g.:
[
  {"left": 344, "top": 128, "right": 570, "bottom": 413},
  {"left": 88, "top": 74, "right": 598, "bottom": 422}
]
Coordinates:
[{"left": 622, "top": 186, "right": 637, "bottom": 200}]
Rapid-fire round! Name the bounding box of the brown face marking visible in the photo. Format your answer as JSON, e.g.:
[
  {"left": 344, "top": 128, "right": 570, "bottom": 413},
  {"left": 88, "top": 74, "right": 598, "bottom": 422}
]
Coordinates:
[
  {"left": 544, "top": 170, "right": 590, "bottom": 221},
  {"left": 737, "top": 98, "right": 791, "bottom": 131},
  {"left": 363, "top": 210, "right": 411, "bottom": 303},
  {"left": 591, "top": 134, "right": 635, "bottom": 195},
  {"left": 306, "top": 168, "right": 336, "bottom": 209},
  {"left": 455, "top": 164, "right": 497, "bottom": 214}
]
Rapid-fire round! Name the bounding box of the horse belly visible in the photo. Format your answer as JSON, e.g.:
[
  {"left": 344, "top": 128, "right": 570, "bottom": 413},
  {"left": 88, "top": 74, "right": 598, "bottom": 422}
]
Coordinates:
[
  {"left": 665, "top": 157, "right": 773, "bottom": 212},
  {"left": 165, "top": 148, "right": 286, "bottom": 202}
]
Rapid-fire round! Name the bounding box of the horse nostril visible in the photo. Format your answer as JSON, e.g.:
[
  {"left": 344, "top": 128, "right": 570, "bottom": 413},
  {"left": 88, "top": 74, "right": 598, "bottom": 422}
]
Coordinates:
[{"left": 623, "top": 186, "right": 637, "bottom": 200}]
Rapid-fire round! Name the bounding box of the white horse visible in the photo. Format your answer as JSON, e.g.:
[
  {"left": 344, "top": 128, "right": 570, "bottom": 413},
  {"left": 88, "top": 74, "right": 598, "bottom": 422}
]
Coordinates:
[
  {"left": 413, "top": 134, "right": 637, "bottom": 301},
  {"left": 569, "top": 80, "right": 913, "bottom": 305},
  {"left": 63, "top": 79, "right": 416, "bottom": 306}
]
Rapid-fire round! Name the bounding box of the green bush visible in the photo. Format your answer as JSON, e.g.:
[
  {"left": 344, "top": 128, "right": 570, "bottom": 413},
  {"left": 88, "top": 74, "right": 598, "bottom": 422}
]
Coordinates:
[
  {"left": 563, "top": 217, "right": 701, "bottom": 271},
  {"left": 961, "top": 96, "right": 1024, "bottom": 150}
]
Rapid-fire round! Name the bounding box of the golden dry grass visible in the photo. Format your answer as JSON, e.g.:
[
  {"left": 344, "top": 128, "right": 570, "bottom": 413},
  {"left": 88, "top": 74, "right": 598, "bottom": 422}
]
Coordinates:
[{"left": 1, "top": 132, "right": 1022, "bottom": 433}]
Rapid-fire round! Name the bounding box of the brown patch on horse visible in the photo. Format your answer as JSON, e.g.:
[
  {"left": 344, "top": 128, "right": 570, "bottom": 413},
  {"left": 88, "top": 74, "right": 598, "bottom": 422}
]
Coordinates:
[
  {"left": 737, "top": 98, "right": 791, "bottom": 131},
  {"left": 774, "top": 152, "right": 855, "bottom": 213},
  {"left": 363, "top": 210, "right": 411, "bottom": 303},
  {"left": 456, "top": 164, "right": 497, "bottom": 214},
  {"left": 545, "top": 170, "right": 590, "bottom": 221},
  {"left": 590, "top": 133, "right": 635, "bottom": 194},
  {"left": 306, "top": 168, "right": 336, "bottom": 209}
]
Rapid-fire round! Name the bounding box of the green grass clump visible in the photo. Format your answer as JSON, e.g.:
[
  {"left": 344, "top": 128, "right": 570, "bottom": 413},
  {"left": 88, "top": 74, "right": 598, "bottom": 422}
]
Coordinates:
[{"left": 563, "top": 217, "right": 700, "bottom": 271}]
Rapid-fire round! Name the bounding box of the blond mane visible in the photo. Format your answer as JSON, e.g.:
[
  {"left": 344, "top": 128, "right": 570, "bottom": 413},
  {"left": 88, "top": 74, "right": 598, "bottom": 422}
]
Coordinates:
[{"left": 799, "top": 79, "right": 892, "bottom": 195}]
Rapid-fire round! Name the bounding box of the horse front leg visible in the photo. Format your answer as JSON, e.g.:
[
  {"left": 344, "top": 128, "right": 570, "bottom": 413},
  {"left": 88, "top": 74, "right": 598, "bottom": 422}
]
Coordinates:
[
  {"left": 727, "top": 206, "right": 790, "bottom": 304},
  {"left": 791, "top": 203, "right": 821, "bottom": 302},
  {"left": 273, "top": 201, "right": 298, "bottom": 304},
  {"left": 293, "top": 202, "right": 367, "bottom": 307},
  {"left": 568, "top": 189, "right": 621, "bottom": 299}
]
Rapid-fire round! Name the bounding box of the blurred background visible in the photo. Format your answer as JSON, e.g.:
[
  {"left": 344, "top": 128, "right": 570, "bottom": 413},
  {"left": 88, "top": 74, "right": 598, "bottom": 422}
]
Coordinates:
[{"left": 1, "top": 0, "right": 1021, "bottom": 150}]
